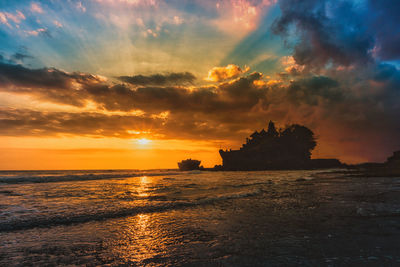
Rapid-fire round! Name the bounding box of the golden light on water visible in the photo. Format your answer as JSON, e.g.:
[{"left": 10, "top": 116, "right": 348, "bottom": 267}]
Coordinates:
[{"left": 137, "top": 176, "right": 149, "bottom": 197}]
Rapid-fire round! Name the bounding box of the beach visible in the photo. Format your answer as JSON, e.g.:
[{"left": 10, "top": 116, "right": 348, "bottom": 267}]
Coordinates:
[{"left": 1, "top": 169, "right": 400, "bottom": 266}]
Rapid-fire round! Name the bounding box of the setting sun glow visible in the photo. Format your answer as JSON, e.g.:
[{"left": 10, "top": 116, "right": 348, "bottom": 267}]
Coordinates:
[{"left": 137, "top": 138, "right": 151, "bottom": 145}]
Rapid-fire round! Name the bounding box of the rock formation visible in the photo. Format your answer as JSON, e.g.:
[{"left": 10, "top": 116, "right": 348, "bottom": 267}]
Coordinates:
[{"left": 219, "top": 121, "right": 342, "bottom": 170}]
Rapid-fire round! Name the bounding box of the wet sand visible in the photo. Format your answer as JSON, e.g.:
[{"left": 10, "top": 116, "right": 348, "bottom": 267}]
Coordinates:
[{"left": 223, "top": 172, "right": 400, "bottom": 265}]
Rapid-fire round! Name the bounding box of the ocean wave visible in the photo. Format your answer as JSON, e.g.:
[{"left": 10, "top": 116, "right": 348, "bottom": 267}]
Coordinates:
[
  {"left": 0, "top": 189, "right": 263, "bottom": 232},
  {"left": 0, "top": 171, "right": 180, "bottom": 184},
  {"left": 207, "top": 181, "right": 274, "bottom": 191}
]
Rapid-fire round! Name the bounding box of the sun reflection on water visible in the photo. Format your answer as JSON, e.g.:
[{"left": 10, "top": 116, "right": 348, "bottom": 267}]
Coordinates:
[
  {"left": 136, "top": 214, "right": 149, "bottom": 232},
  {"left": 137, "top": 175, "right": 149, "bottom": 197},
  {"left": 111, "top": 175, "right": 170, "bottom": 264}
]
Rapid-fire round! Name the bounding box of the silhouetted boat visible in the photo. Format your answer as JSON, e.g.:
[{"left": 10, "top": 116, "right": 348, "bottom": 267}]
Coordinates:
[{"left": 178, "top": 159, "right": 202, "bottom": 171}]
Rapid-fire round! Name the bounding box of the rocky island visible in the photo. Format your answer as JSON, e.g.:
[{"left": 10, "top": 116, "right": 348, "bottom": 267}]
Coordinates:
[{"left": 219, "top": 121, "right": 343, "bottom": 171}]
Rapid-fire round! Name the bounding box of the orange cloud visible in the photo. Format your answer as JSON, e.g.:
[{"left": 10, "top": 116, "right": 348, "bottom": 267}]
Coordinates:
[
  {"left": 30, "top": 3, "right": 44, "bottom": 14},
  {"left": 95, "top": 0, "right": 158, "bottom": 7},
  {"left": 253, "top": 79, "right": 282, "bottom": 87},
  {"left": 0, "top": 10, "right": 25, "bottom": 27},
  {"left": 25, "top": 28, "right": 48, "bottom": 36},
  {"left": 205, "top": 64, "right": 249, "bottom": 82},
  {"left": 213, "top": 0, "right": 277, "bottom": 36},
  {"left": 280, "top": 56, "right": 304, "bottom": 75}
]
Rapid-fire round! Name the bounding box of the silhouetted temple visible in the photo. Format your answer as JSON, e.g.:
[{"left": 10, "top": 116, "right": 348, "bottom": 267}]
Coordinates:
[
  {"left": 385, "top": 151, "right": 400, "bottom": 169},
  {"left": 219, "top": 121, "right": 342, "bottom": 170},
  {"left": 352, "top": 150, "right": 400, "bottom": 176}
]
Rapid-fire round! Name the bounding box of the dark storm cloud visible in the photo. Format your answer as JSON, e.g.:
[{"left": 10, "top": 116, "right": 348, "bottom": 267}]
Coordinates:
[
  {"left": 272, "top": 0, "right": 373, "bottom": 69},
  {"left": 0, "top": 62, "right": 111, "bottom": 106},
  {"left": 89, "top": 73, "right": 271, "bottom": 114},
  {"left": 273, "top": 0, "right": 400, "bottom": 67},
  {"left": 287, "top": 76, "right": 343, "bottom": 105},
  {"left": 373, "top": 63, "right": 400, "bottom": 87},
  {"left": 0, "top": 109, "right": 160, "bottom": 137},
  {"left": 0, "top": 108, "right": 265, "bottom": 141},
  {"left": 0, "top": 62, "right": 269, "bottom": 114},
  {"left": 0, "top": 62, "right": 100, "bottom": 90},
  {"left": 11, "top": 52, "right": 33, "bottom": 62},
  {"left": 118, "top": 72, "right": 196, "bottom": 86},
  {"left": 368, "top": 0, "right": 400, "bottom": 61}
]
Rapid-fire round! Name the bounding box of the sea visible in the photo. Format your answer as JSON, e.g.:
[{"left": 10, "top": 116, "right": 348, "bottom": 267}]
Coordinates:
[{"left": 1, "top": 169, "right": 400, "bottom": 266}]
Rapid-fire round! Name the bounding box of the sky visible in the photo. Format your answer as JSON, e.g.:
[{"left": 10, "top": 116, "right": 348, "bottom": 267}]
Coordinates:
[{"left": 0, "top": 0, "right": 400, "bottom": 169}]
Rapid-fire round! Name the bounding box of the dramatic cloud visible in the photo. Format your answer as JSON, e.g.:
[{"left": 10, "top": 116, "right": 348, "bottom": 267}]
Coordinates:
[
  {"left": 0, "top": 62, "right": 265, "bottom": 114},
  {"left": 0, "top": 62, "right": 104, "bottom": 107},
  {"left": 368, "top": 0, "right": 400, "bottom": 61},
  {"left": 1, "top": 58, "right": 400, "bottom": 162},
  {"left": 263, "top": 0, "right": 400, "bottom": 162},
  {"left": 272, "top": 0, "right": 400, "bottom": 69},
  {"left": 0, "top": 108, "right": 261, "bottom": 141},
  {"left": 0, "top": 108, "right": 159, "bottom": 138},
  {"left": 273, "top": 0, "right": 373, "bottom": 70},
  {"left": 10, "top": 52, "right": 33, "bottom": 63},
  {"left": 205, "top": 64, "right": 249, "bottom": 82},
  {"left": 118, "top": 72, "right": 196, "bottom": 86},
  {"left": 287, "top": 76, "right": 342, "bottom": 106}
]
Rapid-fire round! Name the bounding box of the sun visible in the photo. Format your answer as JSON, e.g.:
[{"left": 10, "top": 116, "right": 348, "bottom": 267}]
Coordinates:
[{"left": 137, "top": 138, "right": 151, "bottom": 145}]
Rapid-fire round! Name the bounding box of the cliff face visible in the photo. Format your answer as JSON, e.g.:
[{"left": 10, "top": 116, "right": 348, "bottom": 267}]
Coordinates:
[{"left": 219, "top": 121, "right": 342, "bottom": 171}]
